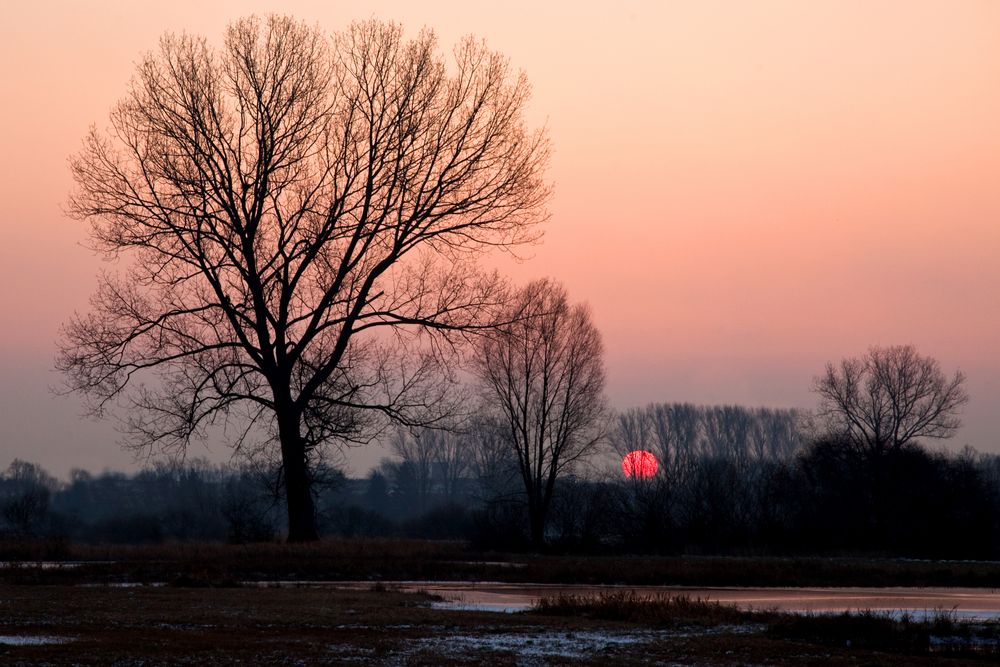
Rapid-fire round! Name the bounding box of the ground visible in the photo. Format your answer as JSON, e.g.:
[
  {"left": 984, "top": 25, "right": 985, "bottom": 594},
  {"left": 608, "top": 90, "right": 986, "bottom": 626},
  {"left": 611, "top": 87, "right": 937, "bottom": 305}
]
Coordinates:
[
  {"left": 0, "top": 584, "right": 994, "bottom": 666},
  {"left": 1, "top": 541, "right": 999, "bottom": 665}
]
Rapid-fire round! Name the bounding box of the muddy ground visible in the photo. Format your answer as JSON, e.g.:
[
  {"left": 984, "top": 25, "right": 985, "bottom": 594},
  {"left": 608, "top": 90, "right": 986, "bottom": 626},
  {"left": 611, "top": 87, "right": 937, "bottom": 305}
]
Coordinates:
[
  {"left": 0, "top": 584, "right": 995, "bottom": 666},
  {"left": 3, "top": 541, "right": 1000, "bottom": 664}
]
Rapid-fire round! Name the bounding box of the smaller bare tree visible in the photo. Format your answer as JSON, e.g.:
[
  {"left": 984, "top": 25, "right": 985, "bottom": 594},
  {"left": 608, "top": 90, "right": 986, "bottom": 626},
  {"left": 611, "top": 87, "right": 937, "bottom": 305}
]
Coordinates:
[
  {"left": 389, "top": 427, "right": 471, "bottom": 507},
  {"left": 0, "top": 461, "right": 58, "bottom": 538},
  {"left": 466, "top": 416, "right": 521, "bottom": 502},
  {"left": 472, "top": 279, "right": 607, "bottom": 547},
  {"left": 425, "top": 430, "right": 472, "bottom": 500},
  {"left": 389, "top": 429, "right": 436, "bottom": 510},
  {"left": 813, "top": 345, "right": 968, "bottom": 458}
]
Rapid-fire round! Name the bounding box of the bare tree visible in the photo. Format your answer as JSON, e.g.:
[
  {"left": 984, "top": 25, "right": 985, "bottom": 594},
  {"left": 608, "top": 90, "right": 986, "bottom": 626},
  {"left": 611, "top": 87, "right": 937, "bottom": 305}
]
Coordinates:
[
  {"left": 472, "top": 279, "right": 607, "bottom": 547},
  {"left": 813, "top": 345, "right": 968, "bottom": 458},
  {"left": 702, "top": 406, "right": 754, "bottom": 467},
  {"left": 58, "top": 16, "right": 550, "bottom": 541},
  {"left": 649, "top": 403, "right": 702, "bottom": 476},
  {"left": 0, "top": 461, "right": 58, "bottom": 538},
  {"left": 466, "top": 415, "right": 521, "bottom": 502},
  {"left": 749, "top": 407, "right": 803, "bottom": 460},
  {"left": 424, "top": 429, "right": 472, "bottom": 500},
  {"left": 390, "top": 426, "right": 471, "bottom": 505},
  {"left": 388, "top": 429, "right": 435, "bottom": 510}
]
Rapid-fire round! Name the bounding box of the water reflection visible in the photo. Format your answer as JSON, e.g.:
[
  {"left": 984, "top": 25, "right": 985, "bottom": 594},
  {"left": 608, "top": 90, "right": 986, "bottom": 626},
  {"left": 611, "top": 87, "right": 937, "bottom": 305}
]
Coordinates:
[{"left": 330, "top": 582, "right": 1000, "bottom": 618}]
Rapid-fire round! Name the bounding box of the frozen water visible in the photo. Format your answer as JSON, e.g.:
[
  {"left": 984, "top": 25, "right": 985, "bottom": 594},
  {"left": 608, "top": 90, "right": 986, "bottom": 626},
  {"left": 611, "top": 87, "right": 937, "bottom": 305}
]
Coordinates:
[
  {"left": 430, "top": 601, "right": 526, "bottom": 613},
  {"left": 234, "top": 579, "right": 1000, "bottom": 619},
  {"left": 387, "top": 582, "right": 1000, "bottom": 619}
]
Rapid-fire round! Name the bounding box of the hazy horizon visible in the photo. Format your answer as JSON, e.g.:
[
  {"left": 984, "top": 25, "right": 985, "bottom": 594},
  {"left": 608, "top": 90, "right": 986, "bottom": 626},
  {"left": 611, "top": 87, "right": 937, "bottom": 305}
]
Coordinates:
[{"left": 2, "top": 1, "right": 998, "bottom": 478}]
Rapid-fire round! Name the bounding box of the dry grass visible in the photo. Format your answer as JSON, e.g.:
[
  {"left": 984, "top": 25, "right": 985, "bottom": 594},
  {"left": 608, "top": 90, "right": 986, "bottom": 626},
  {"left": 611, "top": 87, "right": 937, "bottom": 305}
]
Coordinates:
[
  {"left": 6, "top": 538, "right": 1000, "bottom": 589},
  {"left": 531, "top": 590, "right": 1000, "bottom": 660},
  {"left": 532, "top": 590, "right": 751, "bottom": 626},
  {"left": 0, "top": 538, "right": 485, "bottom": 585},
  {"left": 770, "top": 609, "right": 1000, "bottom": 657}
]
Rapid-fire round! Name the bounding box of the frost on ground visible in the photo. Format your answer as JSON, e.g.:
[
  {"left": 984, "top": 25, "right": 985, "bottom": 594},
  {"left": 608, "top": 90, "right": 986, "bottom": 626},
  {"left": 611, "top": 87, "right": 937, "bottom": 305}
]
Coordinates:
[
  {"left": 419, "top": 629, "right": 658, "bottom": 660},
  {"left": 329, "top": 623, "right": 764, "bottom": 664},
  {"left": 930, "top": 633, "right": 1000, "bottom": 652},
  {"left": 431, "top": 600, "right": 528, "bottom": 613},
  {"left": 0, "top": 635, "right": 75, "bottom": 646},
  {"left": 0, "top": 562, "right": 87, "bottom": 570}
]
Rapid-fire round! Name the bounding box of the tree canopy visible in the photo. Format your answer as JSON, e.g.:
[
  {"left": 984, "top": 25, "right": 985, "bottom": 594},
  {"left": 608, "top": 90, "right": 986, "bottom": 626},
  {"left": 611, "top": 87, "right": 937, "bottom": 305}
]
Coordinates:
[
  {"left": 813, "top": 345, "right": 968, "bottom": 458},
  {"left": 58, "top": 15, "right": 550, "bottom": 540}
]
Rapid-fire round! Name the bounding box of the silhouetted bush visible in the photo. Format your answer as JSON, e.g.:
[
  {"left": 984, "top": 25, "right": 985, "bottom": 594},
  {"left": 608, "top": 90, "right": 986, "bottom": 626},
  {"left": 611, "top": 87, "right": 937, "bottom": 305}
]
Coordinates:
[
  {"left": 468, "top": 500, "right": 530, "bottom": 551},
  {"left": 90, "top": 514, "right": 165, "bottom": 544},
  {"left": 322, "top": 505, "right": 396, "bottom": 538},
  {"left": 793, "top": 438, "right": 995, "bottom": 558},
  {"left": 403, "top": 503, "right": 472, "bottom": 540},
  {"left": 548, "top": 479, "right": 619, "bottom": 551}
]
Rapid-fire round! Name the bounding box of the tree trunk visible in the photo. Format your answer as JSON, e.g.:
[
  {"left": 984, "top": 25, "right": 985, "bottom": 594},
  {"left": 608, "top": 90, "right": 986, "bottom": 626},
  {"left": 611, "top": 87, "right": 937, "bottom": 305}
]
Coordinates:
[
  {"left": 277, "top": 408, "right": 318, "bottom": 542},
  {"left": 528, "top": 492, "right": 546, "bottom": 548},
  {"left": 529, "top": 512, "right": 545, "bottom": 548}
]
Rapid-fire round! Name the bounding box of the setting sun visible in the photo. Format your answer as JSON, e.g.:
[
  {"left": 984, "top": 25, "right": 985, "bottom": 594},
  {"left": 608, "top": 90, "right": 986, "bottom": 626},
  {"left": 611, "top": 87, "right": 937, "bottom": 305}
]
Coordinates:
[{"left": 622, "top": 450, "right": 659, "bottom": 479}]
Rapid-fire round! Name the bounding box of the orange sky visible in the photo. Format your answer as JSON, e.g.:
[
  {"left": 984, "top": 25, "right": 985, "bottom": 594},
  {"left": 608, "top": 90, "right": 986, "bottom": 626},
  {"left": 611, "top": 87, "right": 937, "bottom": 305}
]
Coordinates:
[{"left": 1, "top": 1, "right": 999, "bottom": 475}]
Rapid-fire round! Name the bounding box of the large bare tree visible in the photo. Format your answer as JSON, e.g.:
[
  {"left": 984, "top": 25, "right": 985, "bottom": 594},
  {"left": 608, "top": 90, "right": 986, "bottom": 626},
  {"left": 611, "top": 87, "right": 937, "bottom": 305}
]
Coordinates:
[
  {"left": 472, "top": 279, "right": 606, "bottom": 547},
  {"left": 57, "top": 16, "right": 549, "bottom": 541},
  {"left": 813, "top": 345, "right": 968, "bottom": 458}
]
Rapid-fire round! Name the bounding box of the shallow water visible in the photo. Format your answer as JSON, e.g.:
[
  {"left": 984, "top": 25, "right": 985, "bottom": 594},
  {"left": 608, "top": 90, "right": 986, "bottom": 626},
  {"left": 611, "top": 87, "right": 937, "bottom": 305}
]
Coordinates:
[{"left": 326, "top": 581, "right": 1000, "bottom": 618}]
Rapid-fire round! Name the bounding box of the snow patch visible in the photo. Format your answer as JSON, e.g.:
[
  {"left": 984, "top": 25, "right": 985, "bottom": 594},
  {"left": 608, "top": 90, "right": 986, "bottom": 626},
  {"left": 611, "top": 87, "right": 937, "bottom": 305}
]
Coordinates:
[
  {"left": 0, "top": 561, "right": 89, "bottom": 570},
  {"left": 0, "top": 635, "right": 75, "bottom": 646},
  {"left": 430, "top": 600, "right": 527, "bottom": 613},
  {"left": 414, "top": 625, "right": 762, "bottom": 660},
  {"left": 418, "top": 629, "right": 655, "bottom": 659}
]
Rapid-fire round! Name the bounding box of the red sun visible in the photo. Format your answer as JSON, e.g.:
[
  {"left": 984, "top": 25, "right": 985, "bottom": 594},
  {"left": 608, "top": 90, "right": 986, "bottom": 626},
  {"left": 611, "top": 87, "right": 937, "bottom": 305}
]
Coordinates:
[{"left": 622, "top": 450, "right": 659, "bottom": 479}]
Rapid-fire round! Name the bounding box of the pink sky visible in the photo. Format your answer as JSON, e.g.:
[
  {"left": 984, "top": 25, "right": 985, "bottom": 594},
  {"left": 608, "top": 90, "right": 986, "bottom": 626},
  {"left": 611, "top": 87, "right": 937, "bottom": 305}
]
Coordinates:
[{"left": 1, "top": 1, "right": 999, "bottom": 476}]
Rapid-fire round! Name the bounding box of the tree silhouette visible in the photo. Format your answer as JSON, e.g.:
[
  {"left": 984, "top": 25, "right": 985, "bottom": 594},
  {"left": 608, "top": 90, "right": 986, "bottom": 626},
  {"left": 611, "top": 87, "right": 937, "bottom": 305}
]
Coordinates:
[
  {"left": 58, "top": 16, "right": 549, "bottom": 541},
  {"left": 813, "top": 345, "right": 968, "bottom": 458},
  {"left": 473, "top": 279, "right": 606, "bottom": 547}
]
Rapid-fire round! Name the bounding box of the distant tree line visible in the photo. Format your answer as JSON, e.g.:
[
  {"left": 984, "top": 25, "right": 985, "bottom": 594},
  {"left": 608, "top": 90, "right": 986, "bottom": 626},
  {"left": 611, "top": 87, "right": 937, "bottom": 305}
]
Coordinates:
[
  {"left": 7, "top": 330, "right": 985, "bottom": 557},
  {"left": 0, "top": 460, "right": 279, "bottom": 544},
  {"left": 4, "top": 410, "right": 998, "bottom": 558}
]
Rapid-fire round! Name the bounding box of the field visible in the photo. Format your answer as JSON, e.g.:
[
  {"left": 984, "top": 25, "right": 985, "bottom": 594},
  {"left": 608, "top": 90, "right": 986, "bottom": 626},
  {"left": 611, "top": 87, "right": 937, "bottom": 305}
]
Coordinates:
[
  {"left": 2, "top": 540, "right": 1000, "bottom": 664},
  {"left": 3, "top": 584, "right": 999, "bottom": 665},
  {"left": 7, "top": 539, "right": 1000, "bottom": 588}
]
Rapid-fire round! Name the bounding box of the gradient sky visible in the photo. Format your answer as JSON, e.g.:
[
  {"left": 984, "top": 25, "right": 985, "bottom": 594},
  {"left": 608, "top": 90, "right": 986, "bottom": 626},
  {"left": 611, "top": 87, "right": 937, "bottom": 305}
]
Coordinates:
[{"left": 1, "top": 1, "right": 998, "bottom": 477}]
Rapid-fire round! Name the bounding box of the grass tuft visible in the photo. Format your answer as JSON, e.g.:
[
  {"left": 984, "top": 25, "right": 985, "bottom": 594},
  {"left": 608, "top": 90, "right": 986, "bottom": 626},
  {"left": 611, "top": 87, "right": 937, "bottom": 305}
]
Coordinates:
[{"left": 531, "top": 590, "right": 749, "bottom": 626}]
